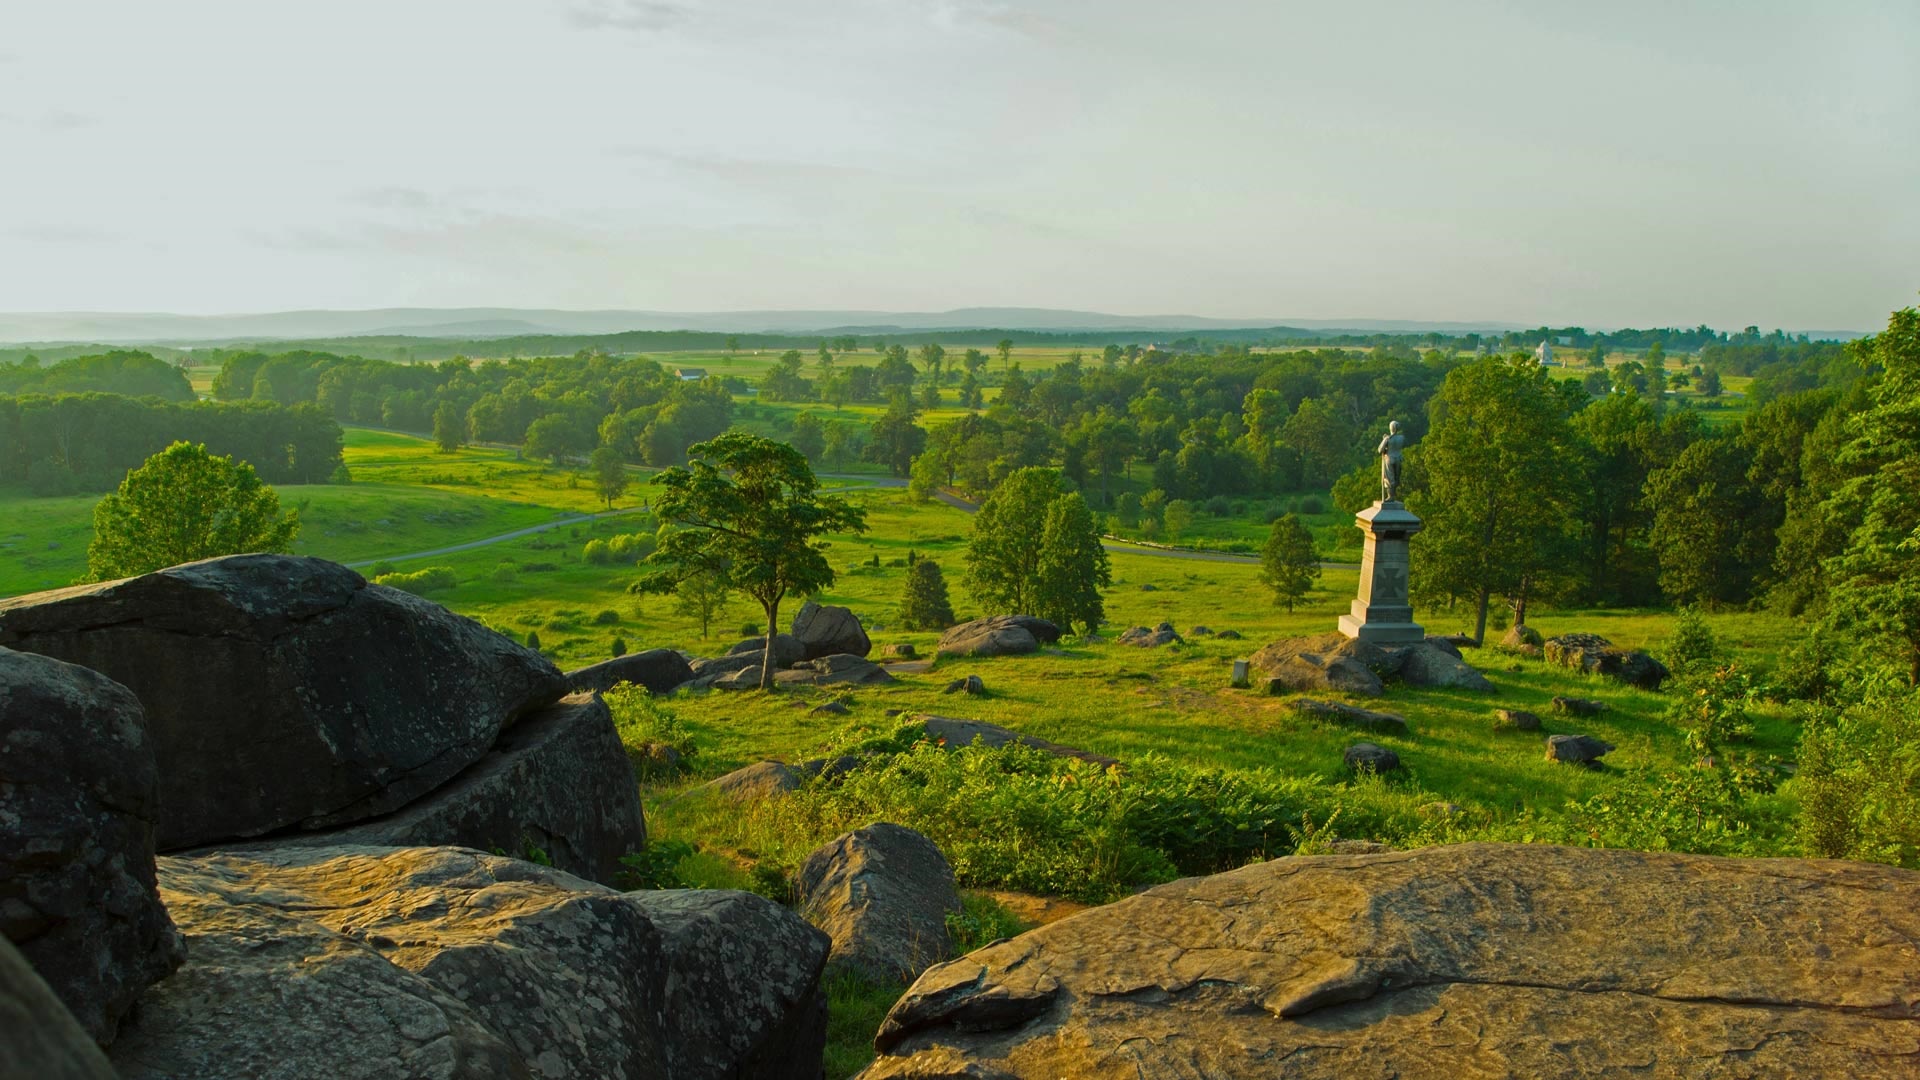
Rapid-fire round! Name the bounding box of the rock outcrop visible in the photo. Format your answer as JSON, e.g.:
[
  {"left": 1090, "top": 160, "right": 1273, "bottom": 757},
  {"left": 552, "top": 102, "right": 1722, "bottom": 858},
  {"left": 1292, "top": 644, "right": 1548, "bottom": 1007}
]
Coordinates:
[
  {"left": 229, "top": 693, "right": 647, "bottom": 885},
  {"left": 567, "top": 648, "right": 694, "bottom": 695},
  {"left": 936, "top": 615, "right": 1061, "bottom": 659},
  {"left": 797, "top": 823, "right": 963, "bottom": 984},
  {"left": 0, "top": 937, "right": 117, "bottom": 1080},
  {"left": 1343, "top": 742, "right": 1400, "bottom": 772},
  {"left": 1500, "top": 624, "right": 1544, "bottom": 648},
  {"left": 918, "top": 715, "right": 1119, "bottom": 768},
  {"left": 863, "top": 844, "right": 1920, "bottom": 1079},
  {"left": 707, "top": 761, "right": 803, "bottom": 801},
  {"left": 111, "top": 846, "right": 830, "bottom": 1080},
  {"left": 1546, "top": 733, "right": 1616, "bottom": 767},
  {"left": 1492, "top": 708, "right": 1542, "bottom": 731},
  {"left": 791, "top": 601, "right": 871, "bottom": 660},
  {"left": 0, "top": 647, "right": 183, "bottom": 1045},
  {"left": 1544, "top": 632, "right": 1671, "bottom": 690},
  {"left": 1117, "top": 623, "right": 1182, "bottom": 648},
  {"left": 943, "top": 674, "right": 987, "bottom": 696},
  {"left": 728, "top": 633, "right": 808, "bottom": 667},
  {"left": 1252, "top": 633, "right": 1492, "bottom": 696},
  {"left": 1285, "top": 698, "right": 1410, "bottom": 735},
  {"left": 0, "top": 555, "right": 567, "bottom": 849}
]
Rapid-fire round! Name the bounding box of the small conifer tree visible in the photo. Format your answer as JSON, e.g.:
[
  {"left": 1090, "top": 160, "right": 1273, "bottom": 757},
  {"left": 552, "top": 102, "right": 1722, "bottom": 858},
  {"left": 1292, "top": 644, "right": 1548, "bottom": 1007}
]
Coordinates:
[{"left": 899, "top": 559, "right": 956, "bottom": 630}]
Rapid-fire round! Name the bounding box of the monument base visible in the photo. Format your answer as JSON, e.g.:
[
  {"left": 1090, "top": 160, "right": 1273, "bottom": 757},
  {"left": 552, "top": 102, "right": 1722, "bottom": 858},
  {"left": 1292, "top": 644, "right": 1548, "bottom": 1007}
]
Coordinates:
[{"left": 1338, "top": 500, "right": 1426, "bottom": 644}]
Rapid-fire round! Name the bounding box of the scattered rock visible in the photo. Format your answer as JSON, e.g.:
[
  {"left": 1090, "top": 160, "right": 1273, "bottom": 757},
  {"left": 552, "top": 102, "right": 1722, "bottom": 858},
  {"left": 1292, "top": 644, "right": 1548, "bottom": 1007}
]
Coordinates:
[
  {"left": 1138, "top": 583, "right": 1157, "bottom": 592},
  {"left": 0, "top": 648, "right": 183, "bottom": 1045},
  {"left": 810, "top": 700, "right": 851, "bottom": 716},
  {"left": 797, "top": 824, "right": 963, "bottom": 984},
  {"left": 1493, "top": 708, "right": 1542, "bottom": 731},
  {"left": 880, "top": 643, "right": 917, "bottom": 660},
  {"left": 707, "top": 761, "right": 802, "bottom": 801},
  {"left": 1392, "top": 643, "right": 1494, "bottom": 691},
  {"left": 567, "top": 648, "right": 695, "bottom": 695},
  {"left": 1189, "top": 625, "right": 1214, "bottom": 637},
  {"left": 863, "top": 844, "right": 1920, "bottom": 1079},
  {"left": 231, "top": 692, "right": 647, "bottom": 886},
  {"left": 791, "top": 601, "right": 871, "bottom": 660},
  {"left": 1285, "top": 699, "right": 1410, "bottom": 735},
  {"left": 1343, "top": 743, "right": 1401, "bottom": 773},
  {"left": 1500, "top": 624, "right": 1545, "bottom": 648},
  {"left": 1252, "top": 633, "right": 1493, "bottom": 695},
  {"left": 0, "top": 937, "right": 116, "bottom": 1079},
  {"left": 1435, "top": 633, "right": 1479, "bottom": 649},
  {"left": 1117, "top": 624, "right": 1183, "bottom": 647},
  {"left": 1213, "top": 629, "right": 1243, "bottom": 640},
  {"left": 728, "top": 632, "right": 808, "bottom": 665},
  {"left": 1552, "top": 695, "right": 1606, "bottom": 716},
  {"left": 935, "top": 615, "right": 1061, "bottom": 659},
  {"left": 110, "top": 846, "right": 830, "bottom": 1080},
  {"left": 917, "top": 715, "right": 1119, "bottom": 768},
  {"left": 1515, "top": 643, "right": 1544, "bottom": 658},
  {"left": 0, "top": 555, "right": 567, "bottom": 850},
  {"left": 797, "top": 756, "right": 863, "bottom": 782},
  {"left": 781, "top": 654, "right": 898, "bottom": 688},
  {"left": 943, "top": 675, "right": 987, "bottom": 696},
  {"left": 1544, "top": 633, "right": 1671, "bottom": 690},
  {"left": 1547, "top": 734, "right": 1616, "bottom": 767},
  {"left": 1262, "top": 657, "right": 1382, "bottom": 696}
]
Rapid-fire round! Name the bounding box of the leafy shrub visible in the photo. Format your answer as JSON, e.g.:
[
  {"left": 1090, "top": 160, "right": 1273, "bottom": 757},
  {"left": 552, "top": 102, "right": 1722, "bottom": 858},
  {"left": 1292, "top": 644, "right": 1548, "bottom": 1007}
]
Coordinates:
[
  {"left": 525, "top": 629, "right": 541, "bottom": 652},
  {"left": 610, "top": 636, "right": 628, "bottom": 657},
  {"left": 489, "top": 562, "right": 517, "bottom": 582},
  {"left": 748, "top": 861, "right": 794, "bottom": 906},
  {"left": 1795, "top": 692, "right": 1920, "bottom": 866},
  {"left": 583, "top": 538, "right": 613, "bottom": 565},
  {"left": 1296, "top": 494, "right": 1326, "bottom": 514},
  {"left": 739, "top": 621, "right": 762, "bottom": 638},
  {"left": 373, "top": 565, "right": 457, "bottom": 595},
  {"left": 594, "top": 608, "right": 621, "bottom": 625},
  {"left": 1202, "top": 495, "right": 1233, "bottom": 517},
  {"left": 945, "top": 894, "right": 1027, "bottom": 955},
  {"left": 1659, "top": 607, "right": 1722, "bottom": 681},
  {"left": 1666, "top": 665, "right": 1756, "bottom": 757},
  {"left": 1769, "top": 630, "right": 1840, "bottom": 704},
  {"left": 619, "top": 839, "right": 696, "bottom": 889},
  {"left": 368, "top": 560, "right": 397, "bottom": 578},
  {"left": 603, "top": 682, "right": 696, "bottom": 777}
]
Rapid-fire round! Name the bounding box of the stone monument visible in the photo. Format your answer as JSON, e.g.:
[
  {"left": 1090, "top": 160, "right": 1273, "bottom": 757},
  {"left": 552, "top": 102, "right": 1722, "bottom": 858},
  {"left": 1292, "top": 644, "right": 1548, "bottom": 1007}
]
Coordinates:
[{"left": 1338, "top": 421, "right": 1425, "bottom": 643}]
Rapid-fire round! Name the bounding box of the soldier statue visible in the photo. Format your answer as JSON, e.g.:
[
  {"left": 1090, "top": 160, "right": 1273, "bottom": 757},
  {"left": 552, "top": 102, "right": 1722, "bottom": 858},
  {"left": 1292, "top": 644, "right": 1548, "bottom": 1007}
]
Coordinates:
[{"left": 1377, "top": 420, "right": 1405, "bottom": 502}]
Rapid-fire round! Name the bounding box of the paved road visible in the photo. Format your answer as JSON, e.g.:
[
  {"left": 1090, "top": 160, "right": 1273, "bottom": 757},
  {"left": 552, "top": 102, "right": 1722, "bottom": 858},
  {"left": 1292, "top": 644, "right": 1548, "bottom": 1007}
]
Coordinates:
[
  {"left": 342, "top": 507, "right": 649, "bottom": 569},
  {"left": 349, "top": 478, "right": 1355, "bottom": 571}
]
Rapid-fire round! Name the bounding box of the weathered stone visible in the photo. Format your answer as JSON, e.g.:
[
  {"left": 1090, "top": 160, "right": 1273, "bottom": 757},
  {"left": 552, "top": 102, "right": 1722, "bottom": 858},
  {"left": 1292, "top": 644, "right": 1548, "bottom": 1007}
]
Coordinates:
[
  {"left": 798, "top": 824, "right": 963, "bottom": 985},
  {"left": 797, "top": 756, "right": 864, "bottom": 782},
  {"left": 1390, "top": 642, "right": 1494, "bottom": 691},
  {"left": 567, "top": 648, "right": 694, "bottom": 695},
  {"left": 1544, "top": 632, "right": 1671, "bottom": 690},
  {"left": 791, "top": 601, "right": 872, "bottom": 660},
  {"left": 1343, "top": 743, "right": 1401, "bottom": 773},
  {"left": 1285, "top": 699, "right": 1410, "bottom": 735},
  {"left": 1214, "top": 629, "right": 1243, "bottom": 640},
  {"left": 1500, "top": 624, "right": 1545, "bottom": 648},
  {"left": 112, "top": 846, "right": 829, "bottom": 1080},
  {"left": 936, "top": 616, "right": 1061, "bottom": 659},
  {"left": 881, "top": 643, "right": 918, "bottom": 659},
  {"left": 1325, "top": 839, "right": 1393, "bottom": 854},
  {"left": 863, "top": 844, "right": 1920, "bottom": 1079},
  {"left": 1552, "top": 695, "right": 1606, "bottom": 716},
  {"left": 0, "top": 647, "right": 183, "bottom": 1045},
  {"left": 727, "top": 632, "right": 808, "bottom": 667},
  {"left": 1261, "top": 656, "right": 1383, "bottom": 696},
  {"left": 810, "top": 700, "right": 851, "bottom": 716},
  {"left": 0, "top": 937, "right": 117, "bottom": 1079},
  {"left": 743, "top": 654, "right": 897, "bottom": 690},
  {"left": 1253, "top": 633, "right": 1492, "bottom": 695},
  {"left": 227, "top": 693, "right": 647, "bottom": 885},
  {"left": 918, "top": 715, "right": 1119, "bottom": 768},
  {"left": 1546, "top": 733, "right": 1615, "bottom": 767},
  {"left": 0, "top": 555, "right": 567, "bottom": 850},
  {"left": 1420, "top": 635, "right": 1465, "bottom": 658},
  {"left": 1189, "top": 625, "right": 1215, "bottom": 637},
  {"left": 1117, "top": 625, "right": 1182, "bottom": 647},
  {"left": 707, "top": 761, "right": 803, "bottom": 801},
  {"left": 943, "top": 675, "right": 987, "bottom": 696},
  {"left": 1493, "top": 708, "right": 1542, "bottom": 731}
]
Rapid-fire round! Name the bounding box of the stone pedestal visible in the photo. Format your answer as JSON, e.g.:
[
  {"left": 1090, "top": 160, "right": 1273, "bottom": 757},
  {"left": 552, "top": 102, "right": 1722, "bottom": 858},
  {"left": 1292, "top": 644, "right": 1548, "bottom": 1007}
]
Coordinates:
[{"left": 1338, "top": 501, "right": 1425, "bottom": 644}]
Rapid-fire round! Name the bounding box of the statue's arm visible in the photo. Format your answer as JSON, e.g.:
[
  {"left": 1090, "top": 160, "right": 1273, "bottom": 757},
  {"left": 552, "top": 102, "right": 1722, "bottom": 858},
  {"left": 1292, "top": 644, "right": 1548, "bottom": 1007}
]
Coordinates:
[{"left": 1377, "top": 435, "right": 1392, "bottom": 454}]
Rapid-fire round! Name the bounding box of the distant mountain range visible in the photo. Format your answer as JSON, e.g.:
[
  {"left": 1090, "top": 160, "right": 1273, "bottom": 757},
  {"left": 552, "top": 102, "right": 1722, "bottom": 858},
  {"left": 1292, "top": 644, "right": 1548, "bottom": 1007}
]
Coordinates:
[{"left": 0, "top": 307, "right": 1537, "bottom": 345}]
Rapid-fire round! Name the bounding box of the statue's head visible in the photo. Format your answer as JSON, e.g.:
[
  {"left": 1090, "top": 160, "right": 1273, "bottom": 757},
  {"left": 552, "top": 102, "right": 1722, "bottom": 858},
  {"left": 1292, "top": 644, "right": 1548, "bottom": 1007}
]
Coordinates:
[{"left": 1388, "top": 420, "right": 1401, "bottom": 434}]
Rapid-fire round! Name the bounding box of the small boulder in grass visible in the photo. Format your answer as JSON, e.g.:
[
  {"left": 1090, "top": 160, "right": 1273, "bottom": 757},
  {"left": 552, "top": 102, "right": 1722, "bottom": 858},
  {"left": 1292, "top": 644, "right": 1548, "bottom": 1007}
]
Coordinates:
[
  {"left": 1493, "top": 708, "right": 1542, "bottom": 731},
  {"left": 1344, "top": 743, "right": 1401, "bottom": 773},
  {"left": 1553, "top": 695, "right": 1606, "bottom": 716},
  {"left": 809, "top": 700, "right": 851, "bottom": 716},
  {"left": 943, "top": 674, "right": 986, "bottom": 696},
  {"left": 1547, "top": 734, "right": 1615, "bottom": 767}
]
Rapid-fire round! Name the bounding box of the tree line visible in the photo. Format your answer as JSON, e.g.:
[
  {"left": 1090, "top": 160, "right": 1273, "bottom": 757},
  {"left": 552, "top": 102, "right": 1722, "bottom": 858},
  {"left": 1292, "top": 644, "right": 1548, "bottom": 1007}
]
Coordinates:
[{"left": 0, "top": 393, "right": 344, "bottom": 495}]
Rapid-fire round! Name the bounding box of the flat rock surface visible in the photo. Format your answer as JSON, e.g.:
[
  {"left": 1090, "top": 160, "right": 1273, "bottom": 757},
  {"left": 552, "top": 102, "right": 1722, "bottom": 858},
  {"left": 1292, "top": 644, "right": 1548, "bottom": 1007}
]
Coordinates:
[
  {"left": 862, "top": 844, "right": 1920, "bottom": 1079},
  {"left": 113, "top": 845, "right": 829, "bottom": 1080},
  {"left": 0, "top": 647, "right": 183, "bottom": 1045},
  {"left": 215, "top": 693, "right": 647, "bottom": 885},
  {"left": 0, "top": 555, "right": 567, "bottom": 849},
  {"left": 1, "top": 936, "right": 117, "bottom": 1080}
]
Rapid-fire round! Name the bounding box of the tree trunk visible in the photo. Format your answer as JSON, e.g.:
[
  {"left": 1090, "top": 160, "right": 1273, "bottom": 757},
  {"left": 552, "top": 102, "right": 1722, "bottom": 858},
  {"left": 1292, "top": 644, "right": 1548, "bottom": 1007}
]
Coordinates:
[
  {"left": 760, "top": 598, "right": 781, "bottom": 691},
  {"left": 1473, "top": 587, "right": 1490, "bottom": 645}
]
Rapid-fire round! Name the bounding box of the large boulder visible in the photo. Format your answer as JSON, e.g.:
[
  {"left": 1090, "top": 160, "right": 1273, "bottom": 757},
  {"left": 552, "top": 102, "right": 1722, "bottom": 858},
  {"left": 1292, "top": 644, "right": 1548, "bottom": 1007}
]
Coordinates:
[
  {"left": 1285, "top": 698, "right": 1410, "bottom": 735},
  {"left": 706, "top": 761, "right": 803, "bottom": 802},
  {"left": 1501, "top": 624, "right": 1545, "bottom": 648},
  {"left": 0, "top": 937, "right": 117, "bottom": 1080},
  {"left": 567, "top": 649, "right": 694, "bottom": 695},
  {"left": 1547, "top": 733, "right": 1616, "bottom": 767},
  {"left": 0, "top": 556, "right": 567, "bottom": 850},
  {"left": 1343, "top": 742, "right": 1401, "bottom": 773},
  {"left": 791, "top": 601, "right": 871, "bottom": 660},
  {"left": 863, "top": 844, "right": 1920, "bottom": 1079},
  {"left": 111, "top": 846, "right": 830, "bottom": 1080},
  {"left": 797, "top": 823, "right": 963, "bottom": 984},
  {"left": 0, "top": 647, "right": 183, "bottom": 1045},
  {"left": 224, "top": 693, "right": 647, "bottom": 885},
  {"left": 1117, "top": 623, "right": 1183, "bottom": 648},
  {"left": 727, "top": 633, "right": 808, "bottom": 667},
  {"left": 1544, "top": 632, "right": 1671, "bottom": 690},
  {"left": 918, "top": 715, "right": 1119, "bottom": 768},
  {"left": 936, "top": 615, "right": 1061, "bottom": 659},
  {"left": 1252, "top": 633, "right": 1492, "bottom": 695},
  {"left": 1395, "top": 641, "right": 1495, "bottom": 691}
]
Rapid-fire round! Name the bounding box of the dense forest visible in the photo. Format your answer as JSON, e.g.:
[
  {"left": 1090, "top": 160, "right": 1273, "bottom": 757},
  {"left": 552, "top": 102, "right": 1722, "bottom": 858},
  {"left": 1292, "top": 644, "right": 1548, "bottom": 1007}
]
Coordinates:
[
  {"left": 0, "top": 394, "right": 343, "bottom": 493},
  {"left": 0, "top": 350, "right": 194, "bottom": 400}
]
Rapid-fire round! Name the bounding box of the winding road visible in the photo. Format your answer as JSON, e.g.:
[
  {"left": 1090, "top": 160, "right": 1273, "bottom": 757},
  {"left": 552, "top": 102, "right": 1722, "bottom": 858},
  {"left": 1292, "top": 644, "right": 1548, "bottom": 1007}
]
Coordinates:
[{"left": 351, "top": 476, "right": 1357, "bottom": 571}]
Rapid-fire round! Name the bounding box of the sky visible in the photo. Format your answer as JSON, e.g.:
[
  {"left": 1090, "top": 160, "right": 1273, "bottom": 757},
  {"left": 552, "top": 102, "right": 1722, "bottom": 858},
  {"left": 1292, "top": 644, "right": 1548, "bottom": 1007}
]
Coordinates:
[{"left": 1, "top": 0, "right": 1915, "bottom": 331}]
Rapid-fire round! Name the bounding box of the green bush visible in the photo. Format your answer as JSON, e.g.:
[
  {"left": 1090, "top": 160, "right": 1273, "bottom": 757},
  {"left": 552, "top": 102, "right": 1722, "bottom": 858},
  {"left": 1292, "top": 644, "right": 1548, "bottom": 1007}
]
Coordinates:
[
  {"left": 373, "top": 565, "right": 457, "bottom": 595},
  {"left": 593, "top": 608, "right": 621, "bottom": 625},
  {"left": 489, "top": 562, "right": 517, "bottom": 583},
  {"left": 1659, "top": 607, "right": 1722, "bottom": 681},
  {"left": 1794, "top": 692, "right": 1920, "bottom": 866},
  {"left": 610, "top": 636, "right": 628, "bottom": 657},
  {"left": 618, "top": 839, "right": 696, "bottom": 889},
  {"left": 368, "top": 560, "right": 397, "bottom": 578},
  {"left": 583, "top": 538, "right": 613, "bottom": 565},
  {"left": 945, "top": 894, "right": 1028, "bottom": 955},
  {"left": 603, "top": 682, "right": 697, "bottom": 778}
]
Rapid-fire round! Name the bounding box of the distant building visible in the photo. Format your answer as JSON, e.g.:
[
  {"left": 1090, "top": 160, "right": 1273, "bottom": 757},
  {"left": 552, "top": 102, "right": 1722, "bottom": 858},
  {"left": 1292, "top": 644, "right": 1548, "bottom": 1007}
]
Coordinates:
[
  {"left": 1535, "top": 340, "right": 1554, "bottom": 365},
  {"left": 674, "top": 367, "right": 707, "bottom": 381}
]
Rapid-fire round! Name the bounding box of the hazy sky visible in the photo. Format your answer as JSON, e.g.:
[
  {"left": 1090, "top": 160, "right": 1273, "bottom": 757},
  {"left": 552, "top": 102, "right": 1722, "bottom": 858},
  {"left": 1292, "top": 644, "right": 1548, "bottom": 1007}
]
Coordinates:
[{"left": 2, "top": 1, "right": 1915, "bottom": 329}]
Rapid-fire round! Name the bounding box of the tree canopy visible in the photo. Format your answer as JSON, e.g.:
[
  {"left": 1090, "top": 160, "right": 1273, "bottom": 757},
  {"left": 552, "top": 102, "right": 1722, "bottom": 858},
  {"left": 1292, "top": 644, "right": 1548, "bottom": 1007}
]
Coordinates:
[{"left": 87, "top": 441, "right": 300, "bottom": 580}]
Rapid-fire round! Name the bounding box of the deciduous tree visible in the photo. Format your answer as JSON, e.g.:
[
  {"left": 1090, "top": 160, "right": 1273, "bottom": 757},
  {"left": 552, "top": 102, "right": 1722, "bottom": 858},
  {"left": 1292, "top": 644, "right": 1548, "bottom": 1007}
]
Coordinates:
[
  {"left": 87, "top": 441, "right": 300, "bottom": 580},
  {"left": 1259, "top": 513, "right": 1321, "bottom": 612}
]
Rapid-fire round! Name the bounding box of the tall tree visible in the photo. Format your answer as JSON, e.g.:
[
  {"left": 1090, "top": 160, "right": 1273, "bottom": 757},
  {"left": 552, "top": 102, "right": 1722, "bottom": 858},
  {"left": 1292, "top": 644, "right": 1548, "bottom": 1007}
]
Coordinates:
[
  {"left": 1646, "top": 435, "right": 1771, "bottom": 607},
  {"left": 590, "top": 446, "right": 628, "bottom": 509},
  {"left": 1032, "top": 491, "right": 1111, "bottom": 630},
  {"left": 88, "top": 441, "right": 300, "bottom": 580},
  {"left": 964, "top": 467, "right": 1067, "bottom": 615},
  {"left": 637, "top": 432, "right": 866, "bottom": 689},
  {"left": 996, "top": 338, "right": 1014, "bottom": 370},
  {"left": 432, "top": 400, "right": 464, "bottom": 452},
  {"left": 1259, "top": 513, "right": 1321, "bottom": 612},
  {"left": 1412, "top": 356, "right": 1580, "bottom": 641},
  {"left": 899, "top": 558, "right": 957, "bottom": 630}
]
